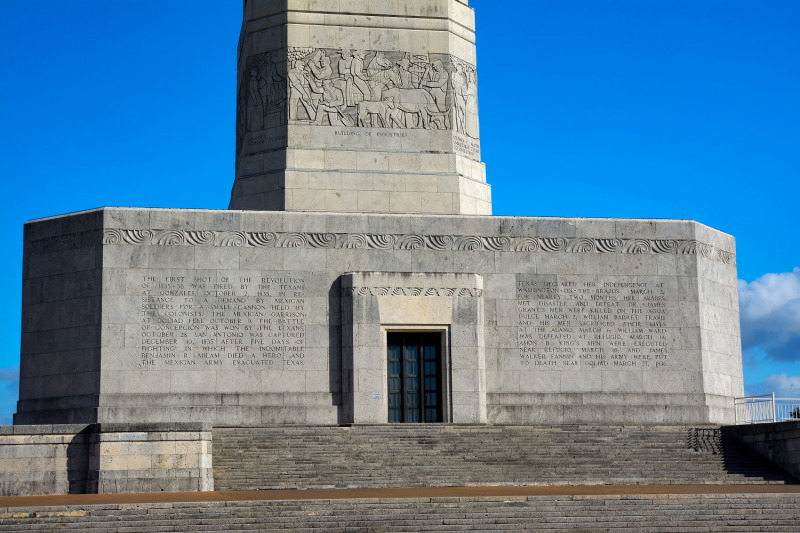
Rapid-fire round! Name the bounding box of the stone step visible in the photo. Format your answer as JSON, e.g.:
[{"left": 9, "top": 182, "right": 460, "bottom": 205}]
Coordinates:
[
  {"left": 212, "top": 425, "right": 796, "bottom": 490},
  {"left": 2, "top": 494, "right": 800, "bottom": 532}
]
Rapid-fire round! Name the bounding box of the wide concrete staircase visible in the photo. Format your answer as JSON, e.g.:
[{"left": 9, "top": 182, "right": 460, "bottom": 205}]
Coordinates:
[
  {"left": 213, "top": 425, "right": 797, "bottom": 490},
  {"left": 2, "top": 494, "right": 799, "bottom": 532}
]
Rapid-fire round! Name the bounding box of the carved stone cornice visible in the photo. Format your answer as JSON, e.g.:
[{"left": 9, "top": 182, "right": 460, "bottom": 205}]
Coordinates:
[
  {"left": 342, "top": 286, "right": 482, "bottom": 297},
  {"left": 23, "top": 229, "right": 736, "bottom": 266}
]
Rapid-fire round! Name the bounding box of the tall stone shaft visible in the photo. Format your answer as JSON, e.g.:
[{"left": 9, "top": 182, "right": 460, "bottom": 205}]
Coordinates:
[{"left": 230, "top": 0, "right": 490, "bottom": 215}]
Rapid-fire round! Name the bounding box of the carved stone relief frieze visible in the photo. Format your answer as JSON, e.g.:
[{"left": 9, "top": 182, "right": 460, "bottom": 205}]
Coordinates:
[
  {"left": 239, "top": 47, "right": 479, "bottom": 136},
  {"left": 24, "top": 229, "right": 737, "bottom": 266}
]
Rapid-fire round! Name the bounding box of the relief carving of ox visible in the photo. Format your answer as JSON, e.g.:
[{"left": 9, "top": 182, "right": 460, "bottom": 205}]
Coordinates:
[{"left": 381, "top": 88, "right": 443, "bottom": 129}]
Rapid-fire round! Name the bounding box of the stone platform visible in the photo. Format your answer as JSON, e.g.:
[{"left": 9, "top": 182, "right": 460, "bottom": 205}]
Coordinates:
[
  {"left": 0, "top": 423, "right": 212, "bottom": 497},
  {"left": 2, "top": 422, "right": 796, "bottom": 497},
  {"left": 19, "top": 207, "right": 741, "bottom": 427},
  {"left": 2, "top": 488, "right": 800, "bottom": 532},
  {"left": 212, "top": 425, "right": 795, "bottom": 490}
]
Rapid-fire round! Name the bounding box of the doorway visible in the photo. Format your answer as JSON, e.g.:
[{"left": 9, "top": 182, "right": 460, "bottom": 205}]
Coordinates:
[{"left": 387, "top": 332, "right": 443, "bottom": 423}]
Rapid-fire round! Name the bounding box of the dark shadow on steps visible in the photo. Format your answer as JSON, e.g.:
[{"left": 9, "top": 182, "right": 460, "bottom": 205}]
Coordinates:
[
  {"left": 690, "top": 427, "right": 798, "bottom": 484},
  {"left": 213, "top": 425, "right": 799, "bottom": 491}
]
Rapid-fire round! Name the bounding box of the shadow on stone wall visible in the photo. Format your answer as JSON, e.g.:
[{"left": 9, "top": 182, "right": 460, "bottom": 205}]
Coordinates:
[
  {"left": 692, "top": 427, "right": 797, "bottom": 483},
  {"left": 724, "top": 422, "right": 800, "bottom": 483},
  {"left": 328, "top": 277, "right": 345, "bottom": 424},
  {"left": 66, "top": 425, "right": 93, "bottom": 494}
]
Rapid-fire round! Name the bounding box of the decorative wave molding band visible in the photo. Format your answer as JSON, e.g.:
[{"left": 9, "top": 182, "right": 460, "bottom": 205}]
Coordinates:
[
  {"left": 343, "top": 286, "right": 482, "bottom": 297},
  {"left": 25, "top": 229, "right": 736, "bottom": 265}
]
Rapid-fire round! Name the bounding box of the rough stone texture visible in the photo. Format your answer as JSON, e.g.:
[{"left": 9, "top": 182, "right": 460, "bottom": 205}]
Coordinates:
[
  {"left": 0, "top": 424, "right": 212, "bottom": 496},
  {"left": 230, "top": 0, "right": 491, "bottom": 215},
  {"left": 728, "top": 421, "right": 800, "bottom": 482},
  {"left": 17, "top": 207, "right": 743, "bottom": 426},
  {"left": 2, "top": 493, "right": 800, "bottom": 532}
]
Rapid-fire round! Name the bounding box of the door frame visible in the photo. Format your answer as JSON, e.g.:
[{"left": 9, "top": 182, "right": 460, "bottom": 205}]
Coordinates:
[
  {"left": 381, "top": 325, "right": 452, "bottom": 423},
  {"left": 340, "top": 271, "right": 486, "bottom": 425}
]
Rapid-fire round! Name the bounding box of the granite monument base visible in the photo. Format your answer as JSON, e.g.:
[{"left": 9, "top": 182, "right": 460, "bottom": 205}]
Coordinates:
[{"left": 18, "top": 208, "right": 742, "bottom": 427}]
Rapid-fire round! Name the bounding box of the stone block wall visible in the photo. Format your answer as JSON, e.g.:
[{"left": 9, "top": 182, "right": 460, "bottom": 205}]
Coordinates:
[
  {"left": 0, "top": 425, "right": 90, "bottom": 496},
  {"left": 17, "top": 207, "right": 743, "bottom": 426},
  {"left": 727, "top": 421, "right": 800, "bottom": 481},
  {"left": 231, "top": 0, "right": 491, "bottom": 214},
  {"left": 0, "top": 423, "right": 212, "bottom": 496},
  {"left": 20, "top": 209, "right": 105, "bottom": 424},
  {"left": 88, "top": 423, "right": 213, "bottom": 494}
]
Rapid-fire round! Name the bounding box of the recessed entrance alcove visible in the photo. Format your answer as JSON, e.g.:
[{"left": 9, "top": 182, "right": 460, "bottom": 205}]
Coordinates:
[{"left": 341, "top": 272, "right": 486, "bottom": 425}]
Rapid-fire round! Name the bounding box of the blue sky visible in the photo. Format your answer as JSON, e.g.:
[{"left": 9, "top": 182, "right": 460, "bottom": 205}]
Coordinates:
[{"left": 1, "top": 0, "right": 798, "bottom": 422}]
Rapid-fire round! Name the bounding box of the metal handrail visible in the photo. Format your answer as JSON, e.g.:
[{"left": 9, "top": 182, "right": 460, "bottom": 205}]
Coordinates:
[{"left": 734, "top": 393, "right": 800, "bottom": 425}]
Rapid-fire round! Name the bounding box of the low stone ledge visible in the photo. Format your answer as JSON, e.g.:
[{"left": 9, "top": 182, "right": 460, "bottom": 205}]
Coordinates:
[
  {"left": 0, "top": 424, "right": 93, "bottom": 435},
  {"left": 89, "top": 422, "right": 210, "bottom": 433},
  {"left": 0, "top": 424, "right": 213, "bottom": 496}
]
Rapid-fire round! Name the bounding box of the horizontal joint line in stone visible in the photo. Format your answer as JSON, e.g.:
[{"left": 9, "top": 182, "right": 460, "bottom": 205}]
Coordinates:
[
  {"left": 242, "top": 146, "right": 480, "bottom": 158},
  {"left": 239, "top": 168, "right": 481, "bottom": 179},
  {"left": 248, "top": 10, "right": 461, "bottom": 25}
]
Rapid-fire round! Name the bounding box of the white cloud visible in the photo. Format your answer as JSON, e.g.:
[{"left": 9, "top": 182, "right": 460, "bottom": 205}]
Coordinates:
[
  {"left": 738, "top": 267, "right": 800, "bottom": 362},
  {"left": 0, "top": 364, "right": 19, "bottom": 425},
  {"left": 747, "top": 373, "right": 800, "bottom": 399}
]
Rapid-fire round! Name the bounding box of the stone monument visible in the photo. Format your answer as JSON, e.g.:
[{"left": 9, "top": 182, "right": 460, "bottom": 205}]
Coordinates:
[
  {"left": 230, "top": 0, "right": 489, "bottom": 215},
  {"left": 17, "top": 0, "right": 743, "bottom": 432}
]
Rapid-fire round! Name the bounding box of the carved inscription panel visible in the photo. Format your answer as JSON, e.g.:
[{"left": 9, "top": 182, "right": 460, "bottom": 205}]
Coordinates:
[
  {"left": 515, "top": 275, "right": 680, "bottom": 371},
  {"left": 133, "top": 271, "right": 307, "bottom": 371}
]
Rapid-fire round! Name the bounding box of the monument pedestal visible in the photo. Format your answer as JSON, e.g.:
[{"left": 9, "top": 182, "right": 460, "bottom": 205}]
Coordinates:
[{"left": 18, "top": 208, "right": 742, "bottom": 427}]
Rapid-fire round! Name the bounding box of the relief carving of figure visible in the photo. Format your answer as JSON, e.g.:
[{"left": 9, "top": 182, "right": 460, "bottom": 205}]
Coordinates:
[
  {"left": 315, "top": 79, "right": 353, "bottom": 126},
  {"left": 259, "top": 52, "right": 277, "bottom": 106},
  {"left": 367, "top": 51, "right": 400, "bottom": 97},
  {"left": 303, "top": 50, "right": 333, "bottom": 113},
  {"left": 245, "top": 50, "right": 287, "bottom": 130},
  {"left": 350, "top": 50, "right": 370, "bottom": 104},
  {"left": 397, "top": 56, "right": 414, "bottom": 89},
  {"left": 288, "top": 59, "right": 316, "bottom": 121},
  {"left": 337, "top": 49, "right": 355, "bottom": 106},
  {"left": 421, "top": 59, "right": 449, "bottom": 112},
  {"left": 247, "top": 67, "right": 263, "bottom": 131},
  {"left": 465, "top": 70, "right": 479, "bottom": 138},
  {"left": 338, "top": 49, "right": 353, "bottom": 78},
  {"left": 256, "top": 46, "right": 479, "bottom": 136},
  {"left": 308, "top": 49, "right": 332, "bottom": 82},
  {"left": 451, "top": 63, "right": 467, "bottom": 134}
]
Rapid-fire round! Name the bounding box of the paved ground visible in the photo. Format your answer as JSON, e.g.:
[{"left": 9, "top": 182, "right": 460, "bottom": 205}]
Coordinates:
[{"left": 2, "top": 484, "right": 799, "bottom": 509}]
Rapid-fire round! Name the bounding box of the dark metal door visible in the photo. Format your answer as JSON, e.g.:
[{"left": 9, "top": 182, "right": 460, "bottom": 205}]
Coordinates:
[{"left": 387, "top": 332, "right": 442, "bottom": 423}]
